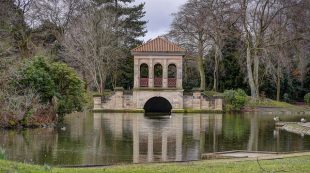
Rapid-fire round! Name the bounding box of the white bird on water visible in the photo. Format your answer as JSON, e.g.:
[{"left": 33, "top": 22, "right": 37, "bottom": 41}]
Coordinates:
[
  {"left": 273, "top": 116, "right": 280, "bottom": 122},
  {"left": 301, "top": 118, "right": 307, "bottom": 123}
]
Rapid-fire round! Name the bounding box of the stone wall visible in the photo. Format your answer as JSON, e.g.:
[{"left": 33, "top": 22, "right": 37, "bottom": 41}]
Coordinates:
[{"left": 93, "top": 90, "right": 223, "bottom": 112}]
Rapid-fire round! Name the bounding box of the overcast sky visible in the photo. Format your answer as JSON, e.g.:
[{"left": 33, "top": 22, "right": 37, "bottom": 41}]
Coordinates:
[{"left": 134, "top": 0, "right": 187, "bottom": 42}]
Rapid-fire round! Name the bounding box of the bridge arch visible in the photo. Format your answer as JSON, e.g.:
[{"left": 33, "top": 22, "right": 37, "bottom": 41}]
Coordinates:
[{"left": 143, "top": 97, "right": 172, "bottom": 114}]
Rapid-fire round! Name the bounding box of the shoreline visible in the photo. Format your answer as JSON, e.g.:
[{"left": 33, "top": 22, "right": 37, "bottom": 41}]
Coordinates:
[{"left": 1, "top": 152, "right": 310, "bottom": 172}]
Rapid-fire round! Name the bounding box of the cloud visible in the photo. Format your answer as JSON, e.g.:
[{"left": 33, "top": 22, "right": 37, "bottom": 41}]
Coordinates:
[{"left": 134, "top": 0, "right": 187, "bottom": 41}]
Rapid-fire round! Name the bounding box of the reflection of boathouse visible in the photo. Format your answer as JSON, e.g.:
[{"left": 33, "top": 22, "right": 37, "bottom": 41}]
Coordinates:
[
  {"left": 93, "top": 113, "right": 223, "bottom": 163},
  {"left": 94, "top": 37, "right": 223, "bottom": 112}
]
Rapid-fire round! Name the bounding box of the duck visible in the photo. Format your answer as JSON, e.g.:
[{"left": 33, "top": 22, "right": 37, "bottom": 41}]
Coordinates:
[
  {"left": 60, "top": 126, "right": 66, "bottom": 131},
  {"left": 301, "top": 118, "right": 307, "bottom": 123},
  {"left": 273, "top": 116, "right": 280, "bottom": 122}
]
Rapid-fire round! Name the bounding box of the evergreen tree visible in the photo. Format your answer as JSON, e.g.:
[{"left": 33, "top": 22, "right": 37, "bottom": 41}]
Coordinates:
[
  {"left": 92, "top": 0, "right": 146, "bottom": 89},
  {"left": 92, "top": 0, "right": 147, "bottom": 49}
]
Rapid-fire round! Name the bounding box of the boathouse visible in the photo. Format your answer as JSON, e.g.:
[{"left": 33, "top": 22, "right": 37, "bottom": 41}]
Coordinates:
[{"left": 93, "top": 37, "right": 223, "bottom": 113}]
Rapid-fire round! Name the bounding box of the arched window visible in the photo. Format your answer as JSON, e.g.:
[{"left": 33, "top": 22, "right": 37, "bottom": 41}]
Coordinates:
[
  {"left": 154, "top": 63, "right": 163, "bottom": 87},
  {"left": 168, "top": 64, "right": 177, "bottom": 88},
  {"left": 140, "top": 63, "right": 149, "bottom": 87}
]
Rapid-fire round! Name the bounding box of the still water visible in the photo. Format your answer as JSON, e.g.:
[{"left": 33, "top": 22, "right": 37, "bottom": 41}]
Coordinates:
[{"left": 1, "top": 113, "right": 310, "bottom": 166}]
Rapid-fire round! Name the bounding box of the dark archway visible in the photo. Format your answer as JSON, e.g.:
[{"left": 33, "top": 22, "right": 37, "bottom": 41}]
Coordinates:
[{"left": 143, "top": 97, "right": 172, "bottom": 115}]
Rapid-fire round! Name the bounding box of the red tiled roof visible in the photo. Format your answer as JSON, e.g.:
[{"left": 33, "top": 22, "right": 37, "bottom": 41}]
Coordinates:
[{"left": 131, "top": 37, "right": 185, "bottom": 53}]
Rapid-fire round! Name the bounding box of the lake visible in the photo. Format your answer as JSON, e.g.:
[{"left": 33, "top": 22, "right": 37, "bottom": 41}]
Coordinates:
[{"left": 1, "top": 112, "right": 310, "bottom": 166}]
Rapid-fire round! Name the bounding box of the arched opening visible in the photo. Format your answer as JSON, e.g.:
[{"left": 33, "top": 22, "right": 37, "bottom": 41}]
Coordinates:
[
  {"left": 154, "top": 63, "right": 163, "bottom": 87},
  {"left": 140, "top": 63, "right": 149, "bottom": 87},
  {"left": 168, "top": 64, "right": 177, "bottom": 88},
  {"left": 144, "top": 97, "right": 172, "bottom": 115}
]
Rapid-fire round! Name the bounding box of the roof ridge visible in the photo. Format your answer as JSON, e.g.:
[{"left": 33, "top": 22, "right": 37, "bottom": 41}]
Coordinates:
[{"left": 131, "top": 37, "right": 185, "bottom": 52}]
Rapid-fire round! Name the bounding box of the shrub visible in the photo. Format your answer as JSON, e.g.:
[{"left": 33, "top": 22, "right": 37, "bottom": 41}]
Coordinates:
[
  {"left": 223, "top": 89, "right": 248, "bottom": 111},
  {"left": 305, "top": 93, "right": 310, "bottom": 105},
  {"left": 16, "top": 56, "right": 86, "bottom": 123}
]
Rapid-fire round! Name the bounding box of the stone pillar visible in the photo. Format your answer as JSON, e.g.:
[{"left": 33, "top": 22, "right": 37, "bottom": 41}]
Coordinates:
[
  {"left": 215, "top": 98, "right": 223, "bottom": 111},
  {"left": 114, "top": 87, "right": 124, "bottom": 110},
  {"left": 177, "top": 62, "right": 183, "bottom": 89},
  {"left": 149, "top": 59, "right": 154, "bottom": 88},
  {"left": 134, "top": 59, "right": 139, "bottom": 88},
  {"left": 192, "top": 89, "right": 202, "bottom": 109},
  {"left": 163, "top": 59, "right": 168, "bottom": 88},
  {"left": 93, "top": 96, "right": 102, "bottom": 110}
]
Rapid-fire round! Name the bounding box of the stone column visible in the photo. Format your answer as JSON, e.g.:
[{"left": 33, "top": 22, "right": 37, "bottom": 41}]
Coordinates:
[
  {"left": 149, "top": 58, "right": 154, "bottom": 88},
  {"left": 163, "top": 59, "right": 168, "bottom": 88},
  {"left": 177, "top": 62, "right": 183, "bottom": 89},
  {"left": 134, "top": 58, "right": 139, "bottom": 88}
]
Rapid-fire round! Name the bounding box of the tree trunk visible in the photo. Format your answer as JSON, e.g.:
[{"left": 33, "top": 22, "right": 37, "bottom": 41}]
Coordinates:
[
  {"left": 276, "top": 58, "right": 281, "bottom": 101},
  {"left": 213, "top": 47, "right": 219, "bottom": 91},
  {"left": 253, "top": 49, "right": 259, "bottom": 99},
  {"left": 246, "top": 43, "right": 257, "bottom": 98},
  {"left": 198, "top": 42, "right": 206, "bottom": 91}
]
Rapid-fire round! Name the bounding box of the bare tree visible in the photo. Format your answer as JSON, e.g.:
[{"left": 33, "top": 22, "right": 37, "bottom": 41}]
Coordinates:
[
  {"left": 201, "top": 0, "right": 239, "bottom": 91},
  {"left": 238, "top": 0, "right": 297, "bottom": 99},
  {"left": 169, "top": 0, "right": 210, "bottom": 91},
  {"left": 63, "top": 7, "right": 124, "bottom": 94},
  {"left": 30, "top": 0, "right": 87, "bottom": 42}
]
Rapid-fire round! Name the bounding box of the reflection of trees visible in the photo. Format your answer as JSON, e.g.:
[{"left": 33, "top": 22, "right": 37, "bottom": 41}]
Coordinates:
[
  {"left": 0, "top": 128, "right": 57, "bottom": 164},
  {"left": 203, "top": 114, "right": 224, "bottom": 152},
  {"left": 91, "top": 113, "right": 133, "bottom": 164},
  {"left": 205, "top": 114, "right": 250, "bottom": 152},
  {"left": 247, "top": 115, "right": 259, "bottom": 151},
  {"left": 223, "top": 114, "right": 250, "bottom": 140}
]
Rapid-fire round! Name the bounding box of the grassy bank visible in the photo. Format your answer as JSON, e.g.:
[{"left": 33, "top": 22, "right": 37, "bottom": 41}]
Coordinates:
[
  {"left": 244, "top": 99, "right": 310, "bottom": 113},
  {"left": 246, "top": 99, "right": 297, "bottom": 108},
  {"left": 1, "top": 153, "right": 310, "bottom": 173}
]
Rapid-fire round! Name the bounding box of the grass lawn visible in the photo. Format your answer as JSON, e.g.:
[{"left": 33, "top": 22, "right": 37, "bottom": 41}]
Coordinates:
[{"left": 1, "top": 154, "right": 310, "bottom": 173}]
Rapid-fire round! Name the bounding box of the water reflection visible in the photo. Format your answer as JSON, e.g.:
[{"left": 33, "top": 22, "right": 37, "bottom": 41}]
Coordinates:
[{"left": 0, "top": 113, "right": 310, "bottom": 166}]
